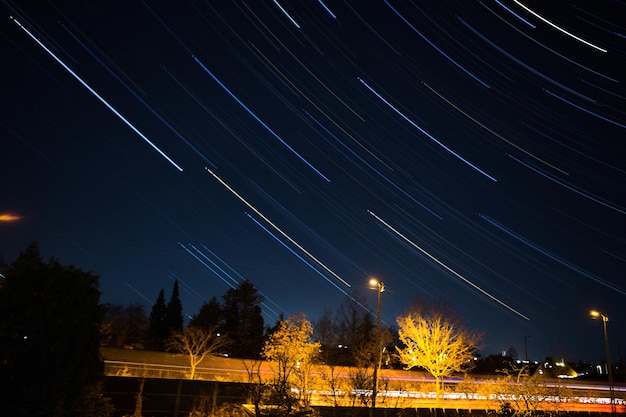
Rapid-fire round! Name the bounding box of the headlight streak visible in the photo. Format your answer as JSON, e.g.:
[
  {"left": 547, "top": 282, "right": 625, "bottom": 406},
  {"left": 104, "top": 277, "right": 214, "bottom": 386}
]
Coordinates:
[
  {"left": 358, "top": 77, "right": 498, "bottom": 183},
  {"left": 478, "top": 213, "right": 626, "bottom": 296},
  {"left": 368, "top": 210, "right": 530, "bottom": 321},
  {"left": 8, "top": 16, "right": 184, "bottom": 172},
  {"left": 205, "top": 167, "right": 352, "bottom": 289},
  {"left": 193, "top": 55, "right": 331, "bottom": 184}
]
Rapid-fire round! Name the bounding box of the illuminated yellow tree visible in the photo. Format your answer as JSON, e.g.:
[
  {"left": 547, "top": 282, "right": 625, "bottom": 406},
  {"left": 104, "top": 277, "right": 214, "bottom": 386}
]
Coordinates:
[
  {"left": 262, "top": 313, "right": 320, "bottom": 413},
  {"left": 395, "top": 304, "right": 481, "bottom": 401}
]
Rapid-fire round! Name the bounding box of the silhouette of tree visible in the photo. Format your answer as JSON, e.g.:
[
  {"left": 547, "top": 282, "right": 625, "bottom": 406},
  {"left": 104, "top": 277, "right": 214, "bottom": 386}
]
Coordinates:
[
  {"left": 222, "top": 279, "right": 264, "bottom": 358},
  {"left": 167, "top": 325, "right": 230, "bottom": 379},
  {"left": 336, "top": 296, "right": 374, "bottom": 367},
  {"left": 189, "top": 296, "right": 222, "bottom": 330},
  {"left": 101, "top": 303, "right": 148, "bottom": 349},
  {"left": 148, "top": 289, "right": 168, "bottom": 350},
  {"left": 0, "top": 242, "right": 112, "bottom": 417},
  {"left": 166, "top": 279, "right": 183, "bottom": 334}
]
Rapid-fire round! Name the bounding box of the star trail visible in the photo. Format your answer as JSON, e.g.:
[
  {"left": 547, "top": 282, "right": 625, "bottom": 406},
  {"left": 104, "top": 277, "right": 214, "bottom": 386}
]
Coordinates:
[{"left": 1, "top": 0, "right": 624, "bottom": 362}]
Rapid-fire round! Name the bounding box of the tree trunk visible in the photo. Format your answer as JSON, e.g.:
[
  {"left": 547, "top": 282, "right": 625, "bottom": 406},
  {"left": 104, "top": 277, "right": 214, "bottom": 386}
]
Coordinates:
[{"left": 133, "top": 378, "right": 145, "bottom": 417}]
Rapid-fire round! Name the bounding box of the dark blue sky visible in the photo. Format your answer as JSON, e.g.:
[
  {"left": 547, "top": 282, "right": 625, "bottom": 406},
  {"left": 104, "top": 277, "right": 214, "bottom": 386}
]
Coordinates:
[{"left": 1, "top": 0, "right": 624, "bottom": 363}]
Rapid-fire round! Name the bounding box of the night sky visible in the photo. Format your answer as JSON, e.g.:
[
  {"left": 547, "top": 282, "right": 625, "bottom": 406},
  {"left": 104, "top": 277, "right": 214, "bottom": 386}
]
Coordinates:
[{"left": 1, "top": 0, "right": 624, "bottom": 364}]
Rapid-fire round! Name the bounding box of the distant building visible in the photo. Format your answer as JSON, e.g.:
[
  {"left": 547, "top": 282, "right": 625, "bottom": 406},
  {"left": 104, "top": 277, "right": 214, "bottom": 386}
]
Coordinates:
[{"left": 534, "top": 358, "right": 581, "bottom": 379}]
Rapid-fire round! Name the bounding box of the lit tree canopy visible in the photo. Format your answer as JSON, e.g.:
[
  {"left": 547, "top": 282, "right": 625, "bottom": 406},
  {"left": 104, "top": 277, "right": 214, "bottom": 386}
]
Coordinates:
[
  {"left": 262, "top": 313, "right": 320, "bottom": 412},
  {"left": 395, "top": 303, "right": 481, "bottom": 397}
]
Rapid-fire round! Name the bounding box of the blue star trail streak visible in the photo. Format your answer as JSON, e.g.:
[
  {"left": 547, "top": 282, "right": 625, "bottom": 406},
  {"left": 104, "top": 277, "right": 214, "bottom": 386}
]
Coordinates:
[
  {"left": 193, "top": 56, "right": 331, "bottom": 183},
  {"left": 3, "top": 0, "right": 624, "bottom": 362},
  {"left": 9, "top": 16, "right": 183, "bottom": 172},
  {"left": 368, "top": 210, "right": 530, "bottom": 320},
  {"left": 205, "top": 167, "right": 351, "bottom": 289},
  {"left": 478, "top": 213, "right": 626, "bottom": 296},
  {"left": 359, "top": 77, "right": 498, "bottom": 182}
]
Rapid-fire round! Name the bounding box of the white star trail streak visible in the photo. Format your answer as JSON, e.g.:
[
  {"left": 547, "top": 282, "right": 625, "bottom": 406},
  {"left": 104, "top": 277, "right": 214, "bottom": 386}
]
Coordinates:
[
  {"left": 358, "top": 77, "right": 498, "bottom": 182},
  {"left": 193, "top": 55, "right": 331, "bottom": 183},
  {"left": 272, "top": 0, "right": 301, "bottom": 29},
  {"left": 204, "top": 167, "right": 351, "bottom": 288},
  {"left": 368, "top": 210, "right": 530, "bottom": 320},
  {"left": 421, "top": 82, "right": 569, "bottom": 176},
  {"left": 384, "top": 0, "right": 492, "bottom": 89},
  {"left": 304, "top": 109, "right": 443, "bottom": 219},
  {"left": 511, "top": 1, "right": 608, "bottom": 53},
  {"left": 59, "top": 23, "right": 217, "bottom": 169},
  {"left": 507, "top": 154, "right": 626, "bottom": 214},
  {"left": 3, "top": 0, "right": 624, "bottom": 362},
  {"left": 245, "top": 212, "right": 352, "bottom": 297},
  {"left": 478, "top": 213, "right": 626, "bottom": 296},
  {"left": 9, "top": 16, "right": 184, "bottom": 172}
]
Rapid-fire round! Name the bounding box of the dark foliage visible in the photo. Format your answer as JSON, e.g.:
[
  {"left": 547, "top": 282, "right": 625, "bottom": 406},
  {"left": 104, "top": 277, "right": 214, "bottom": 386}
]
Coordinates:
[
  {"left": 221, "top": 279, "right": 265, "bottom": 358},
  {"left": 189, "top": 295, "right": 223, "bottom": 329},
  {"left": 148, "top": 289, "right": 168, "bottom": 350},
  {"left": 166, "top": 279, "right": 184, "bottom": 334},
  {"left": 0, "top": 242, "right": 109, "bottom": 417},
  {"left": 101, "top": 302, "right": 148, "bottom": 349}
]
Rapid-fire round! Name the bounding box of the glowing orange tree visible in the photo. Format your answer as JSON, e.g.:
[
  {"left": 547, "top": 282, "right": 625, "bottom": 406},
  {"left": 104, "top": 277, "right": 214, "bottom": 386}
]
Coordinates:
[{"left": 396, "top": 304, "right": 482, "bottom": 401}]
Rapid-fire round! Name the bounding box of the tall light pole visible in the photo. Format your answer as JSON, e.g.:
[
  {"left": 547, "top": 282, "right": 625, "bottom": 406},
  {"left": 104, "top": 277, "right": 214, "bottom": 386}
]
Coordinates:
[
  {"left": 591, "top": 310, "right": 615, "bottom": 415},
  {"left": 369, "top": 278, "right": 384, "bottom": 417}
]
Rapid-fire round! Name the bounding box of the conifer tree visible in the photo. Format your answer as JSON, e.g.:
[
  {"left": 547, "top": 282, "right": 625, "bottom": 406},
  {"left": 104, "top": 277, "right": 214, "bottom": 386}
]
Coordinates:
[
  {"left": 222, "top": 279, "right": 264, "bottom": 358},
  {"left": 148, "top": 289, "right": 168, "bottom": 350},
  {"left": 189, "top": 296, "right": 222, "bottom": 329},
  {"left": 166, "top": 279, "right": 184, "bottom": 333}
]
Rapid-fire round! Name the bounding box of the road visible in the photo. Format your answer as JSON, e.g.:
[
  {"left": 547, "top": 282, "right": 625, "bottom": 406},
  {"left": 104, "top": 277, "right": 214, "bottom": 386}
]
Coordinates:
[{"left": 101, "top": 347, "right": 626, "bottom": 413}]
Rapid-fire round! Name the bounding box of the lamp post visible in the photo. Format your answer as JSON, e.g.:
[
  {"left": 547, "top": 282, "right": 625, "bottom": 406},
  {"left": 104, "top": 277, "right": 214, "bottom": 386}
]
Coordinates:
[
  {"left": 590, "top": 310, "right": 615, "bottom": 415},
  {"left": 369, "top": 278, "right": 384, "bottom": 417}
]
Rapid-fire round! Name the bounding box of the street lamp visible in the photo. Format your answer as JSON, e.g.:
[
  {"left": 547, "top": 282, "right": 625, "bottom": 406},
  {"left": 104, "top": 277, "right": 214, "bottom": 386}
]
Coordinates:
[
  {"left": 369, "top": 278, "right": 384, "bottom": 417},
  {"left": 590, "top": 310, "right": 615, "bottom": 415}
]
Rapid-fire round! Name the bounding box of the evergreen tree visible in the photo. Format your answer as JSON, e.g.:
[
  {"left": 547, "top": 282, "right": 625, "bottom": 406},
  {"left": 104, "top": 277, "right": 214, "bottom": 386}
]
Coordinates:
[
  {"left": 0, "top": 242, "right": 110, "bottom": 417},
  {"left": 222, "top": 279, "right": 265, "bottom": 358},
  {"left": 148, "top": 289, "right": 168, "bottom": 350},
  {"left": 166, "top": 279, "right": 184, "bottom": 333},
  {"left": 189, "top": 295, "right": 222, "bottom": 329}
]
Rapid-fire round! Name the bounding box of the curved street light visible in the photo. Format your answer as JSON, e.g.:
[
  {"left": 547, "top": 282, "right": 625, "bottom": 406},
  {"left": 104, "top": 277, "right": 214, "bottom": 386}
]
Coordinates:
[
  {"left": 369, "top": 278, "right": 384, "bottom": 417},
  {"left": 590, "top": 310, "right": 615, "bottom": 415}
]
